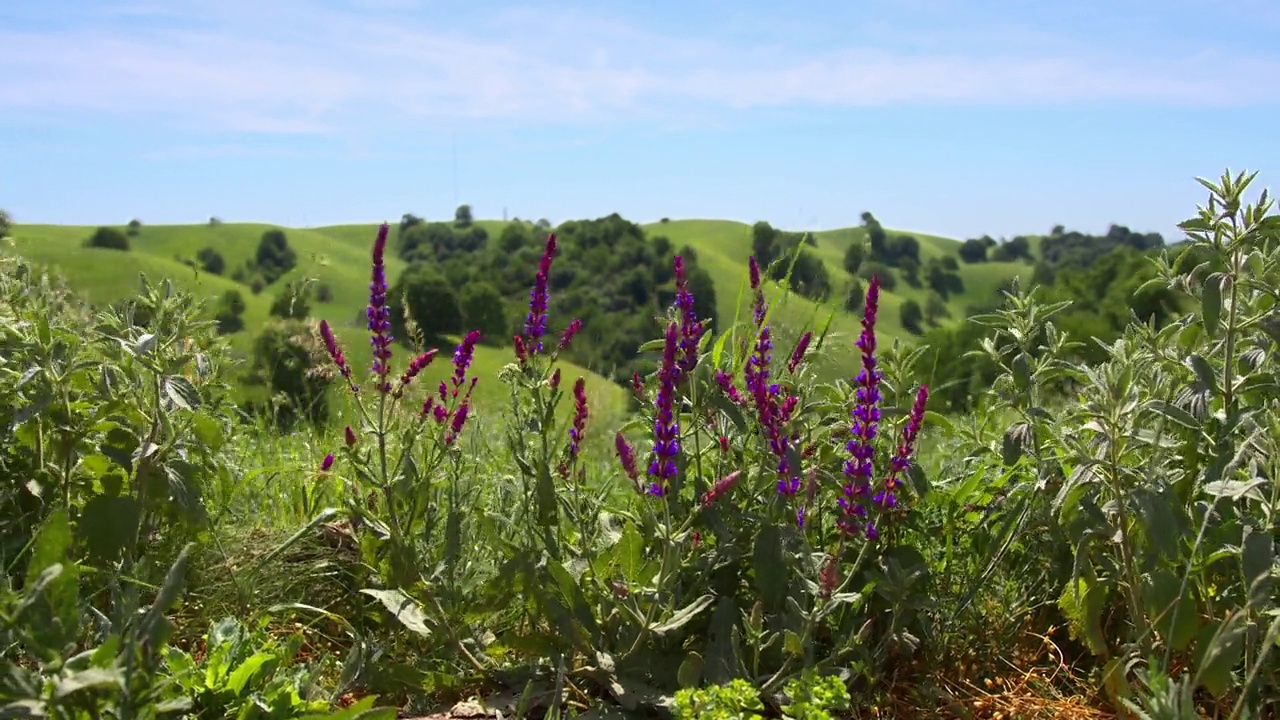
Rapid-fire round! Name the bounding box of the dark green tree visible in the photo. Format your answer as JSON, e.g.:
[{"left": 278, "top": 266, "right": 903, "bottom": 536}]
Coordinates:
[
  {"left": 215, "top": 289, "right": 246, "bottom": 334},
  {"left": 127, "top": 219, "right": 142, "bottom": 237},
  {"left": 861, "top": 212, "right": 888, "bottom": 258},
  {"left": 0, "top": 209, "right": 10, "bottom": 238},
  {"left": 925, "top": 291, "right": 951, "bottom": 326},
  {"left": 959, "top": 238, "right": 987, "bottom": 263},
  {"left": 85, "top": 227, "right": 129, "bottom": 251},
  {"left": 252, "top": 319, "right": 328, "bottom": 428},
  {"left": 392, "top": 265, "right": 463, "bottom": 340},
  {"left": 455, "top": 204, "right": 474, "bottom": 228},
  {"left": 255, "top": 229, "right": 297, "bottom": 284},
  {"left": 859, "top": 262, "right": 897, "bottom": 291},
  {"left": 900, "top": 299, "right": 924, "bottom": 335},
  {"left": 197, "top": 247, "right": 226, "bottom": 275},
  {"left": 843, "top": 242, "right": 866, "bottom": 275},
  {"left": 269, "top": 281, "right": 311, "bottom": 319},
  {"left": 460, "top": 282, "right": 508, "bottom": 344}
]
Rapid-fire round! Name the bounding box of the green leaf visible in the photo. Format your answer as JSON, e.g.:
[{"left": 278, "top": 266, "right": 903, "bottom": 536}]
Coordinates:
[
  {"left": 610, "top": 523, "right": 645, "bottom": 583},
  {"left": 752, "top": 525, "right": 788, "bottom": 611},
  {"left": 138, "top": 542, "right": 194, "bottom": 650},
  {"left": 1011, "top": 352, "right": 1031, "bottom": 393},
  {"left": 53, "top": 667, "right": 125, "bottom": 699},
  {"left": 1144, "top": 569, "right": 1199, "bottom": 652},
  {"left": 162, "top": 375, "right": 200, "bottom": 411},
  {"left": 677, "top": 652, "right": 704, "bottom": 689},
  {"left": 1242, "top": 527, "right": 1274, "bottom": 605},
  {"left": 76, "top": 495, "right": 141, "bottom": 565},
  {"left": 22, "top": 509, "right": 79, "bottom": 660},
  {"left": 1145, "top": 400, "right": 1199, "bottom": 431},
  {"left": 649, "top": 594, "right": 715, "bottom": 636},
  {"left": 225, "top": 651, "right": 274, "bottom": 695},
  {"left": 1201, "top": 273, "right": 1221, "bottom": 338},
  {"left": 359, "top": 589, "right": 432, "bottom": 638},
  {"left": 1193, "top": 615, "right": 1246, "bottom": 698},
  {"left": 702, "top": 598, "right": 740, "bottom": 685},
  {"left": 1187, "top": 354, "right": 1220, "bottom": 397}
]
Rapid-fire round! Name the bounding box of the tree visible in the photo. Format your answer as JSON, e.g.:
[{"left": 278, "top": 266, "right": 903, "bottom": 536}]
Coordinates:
[
  {"left": 859, "top": 262, "right": 897, "bottom": 291},
  {"left": 891, "top": 235, "right": 921, "bottom": 265},
  {"left": 900, "top": 299, "right": 924, "bottom": 335},
  {"left": 459, "top": 282, "right": 508, "bottom": 343},
  {"left": 400, "top": 213, "right": 424, "bottom": 236},
  {"left": 958, "top": 238, "right": 988, "bottom": 263},
  {"left": 500, "top": 223, "right": 531, "bottom": 253},
  {"left": 769, "top": 249, "right": 831, "bottom": 301},
  {"left": 843, "top": 242, "right": 866, "bottom": 275},
  {"left": 269, "top": 281, "right": 311, "bottom": 319},
  {"left": 455, "top": 204, "right": 473, "bottom": 228},
  {"left": 255, "top": 229, "right": 297, "bottom": 284},
  {"left": 684, "top": 265, "right": 718, "bottom": 329},
  {"left": 391, "top": 265, "right": 462, "bottom": 340},
  {"left": 197, "top": 247, "right": 226, "bottom": 275},
  {"left": 844, "top": 279, "right": 865, "bottom": 313},
  {"left": 127, "top": 219, "right": 142, "bottom": 237},
  {"left": 925, "top": 291, "right": 951, "bottom": 326},
  {"left": 214, "top": 289, "right": 246, "bottom": 334},
  {"left": 991, "top": 236, "right": 1033, "bottom": 263},
  {"left": 86, "top": 227, "right": 129, "bottom": 251},
  {"left": 252, "top": 320, "right": 329, "bottom": 428},
  {"left": 0, "top": 209, "right": 10, "bottom": 238},
  {"left": 752, "top": 221, "right": 778, "bottom": 268},
  {"left": 861, "top": 212, "right": 888, "bottom": 258}
]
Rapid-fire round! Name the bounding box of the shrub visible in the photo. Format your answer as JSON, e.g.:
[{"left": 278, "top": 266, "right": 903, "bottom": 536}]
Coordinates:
[
  {"left": 900, "top": 298, "right": 924, "bottom": 334},
  {"left": 215, "top": 289, "right": 246, "bottom": 334},
  {"left": 0, "top": 208, "right": 10, "bottom": 238},
  {"left": 459, "top": 281, "right": 508, "bottom": 343},
  {"left": 85, "top": 226, "right": 129, "bottom": 251},
  {"left": 197, "top": 246, "right": 226, "bottom": 275},
  {"left": 390, "top": 264, "right": 462, "bottom": 341},
  {"left": 255, "top": 228, "right": 296, "bottom": 284},
  {"left": 269, "top": 281, "right": 311, "bottom": 320},
  {"left": 859, "top": 261, "right": 896, "bottom": 291},
  {"left": 127, "top": 218, "right": 142, "bottom": 236}
]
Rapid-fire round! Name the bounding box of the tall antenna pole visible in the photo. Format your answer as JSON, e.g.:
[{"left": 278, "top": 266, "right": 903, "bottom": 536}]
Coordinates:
[{"left": 452, "top": 133, "right": 458, "bottom": 208}]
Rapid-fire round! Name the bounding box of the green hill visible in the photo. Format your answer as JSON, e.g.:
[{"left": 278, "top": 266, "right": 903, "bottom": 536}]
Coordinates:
[
  {"left": 5, "top": 216, "right": 1037, "bottom": 417},
  {"left": 4, "top": 222, "right": 628, "bottom": 423}
]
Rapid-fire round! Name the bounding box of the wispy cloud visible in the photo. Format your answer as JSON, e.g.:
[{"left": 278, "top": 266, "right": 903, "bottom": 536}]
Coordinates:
[{"left": 2, "top": 0, "right": 1276, "bottom": 137}]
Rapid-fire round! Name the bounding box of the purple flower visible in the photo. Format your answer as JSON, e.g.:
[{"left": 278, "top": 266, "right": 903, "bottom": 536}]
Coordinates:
[
  {"left": 745, "top": 322, "right": 799, "bottom": 497},
  {"left": 839, "top": 276, "right": 882, "bottom": 539},
  {"left": 559, "top": 318, "right": 583, "bottom": 351},
  {"left": 320, "top": 453, "right": 335, "bottom": 472},
  {"left": 367, "top": 223, "right": 394, "bottom": 393},
  {"left": 344, "top": 426, "right": 357, "bottom": 447},
  {"left": 445, "top": 401, "right": 470, "bottom": 445},
  {"left": 524, "top": 233, "right": 557, "bottom": 353},
  {"left": 876, "top": 385, "right": 929, "bottom": 511},
  {"left": 715, "top": 370, "right": 744, "bottom": 405},
  {"left": 451, "top": 330, "right": 481, "bottom": 394},
  {"left": 513, "top": 335, "right": 528, "bottom": 364},
  {"left": 673, "top": 256, "right": 706, "bottom": 376},
  {"left": 749, "top": 255, "right": 766, "bottom": 328},
  {"left": 615, "top": 431, "right": 640, "bottom": 492},
  {"left": 319, "top": 320, "right": 357, "bottom": 392},
  {"left": 700, "top": 470, "right": 741, "bottom": 508},
  {"left": 787, "top": 331, "right": 812, "bottom": 374},
  {"left": 394, "top": 349, "right": 438, "bottom": 398},
  {"left": 647, "top": 322, "right": 681, "bottom": 496},
  {"left": 567, "top": 377, "right": 588, "bottom": 461}
]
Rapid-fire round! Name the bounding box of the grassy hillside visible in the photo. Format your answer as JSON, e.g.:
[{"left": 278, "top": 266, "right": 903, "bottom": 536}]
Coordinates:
[
  {"left": 5, "top": 216, "right": 1036, "bottom": 417},
  {"left": 4, "top": 222, "right": 628, "bottom": 422}
]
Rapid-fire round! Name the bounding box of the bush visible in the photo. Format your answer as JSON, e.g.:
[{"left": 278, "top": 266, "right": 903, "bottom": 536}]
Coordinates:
[
  {"left": 255, "top": 228, "right": 296, "bottom": 284},
  {"left": 899, "top": 298, "right": 924, "bottom": 334},
  {"left": 391, "top": 264, "right": 462, "bottom": 340},
  {"left": 126, "top": 218, "right": 142, "bottom": 237},
  {"left": 197, "top": 246, "right": 226, "bottom": 275},
  {"left": 251, "top": 319, "right": 328, "bottom": 428},
  {"left": 459, "top": 282, "right": 508, "bottom": 343},
  {"left": 315, "top": 282, "right": 333, "bottom": 302},
  {"left": 0, "top": 208, "right": 10, "bottom": 238},
  {"left": 858, "top": 261, "right": 896, "bottom": 291},
  {"left": 268, "top": 281, "right": 311, "bottom": 320},
  {"left": 958, "top": 238, "right": 988, "bottom": 263},
  {"left": 85, "top": 226, "right": 129, "bottom": 251},
  {"left": 214, "top": 289, "right": 246, "bottom": 334}
]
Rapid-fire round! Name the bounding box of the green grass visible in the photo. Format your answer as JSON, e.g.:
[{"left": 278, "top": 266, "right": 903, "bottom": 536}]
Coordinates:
[
  {"left": 5, "top": 216, "right": 1034, "bottom": 415},
  {"left": 642, "top": 219, "right": 1037, "bottom": 381},
  {"left": 4, "top": 222, "right": 626, "bottom": 422}
]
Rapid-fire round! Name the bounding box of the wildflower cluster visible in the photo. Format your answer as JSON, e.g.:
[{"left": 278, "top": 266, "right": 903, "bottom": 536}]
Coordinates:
[
  {"left": 673, "top": 256, "right": 707, "bottom": 376},
  {"left": 647, "top": 322, "right": 681, "bottom": 496},
  {"left": 837, "top": 276, "right": 928, "bottom": 539},
  {"left": 367, "top": 223, "right": 394, "bottom": 394}
]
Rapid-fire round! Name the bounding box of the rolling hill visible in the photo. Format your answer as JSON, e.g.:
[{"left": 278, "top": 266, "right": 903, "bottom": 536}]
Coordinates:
[{"left": 4, "top": 216, "right": 1038, "bottom": 418}]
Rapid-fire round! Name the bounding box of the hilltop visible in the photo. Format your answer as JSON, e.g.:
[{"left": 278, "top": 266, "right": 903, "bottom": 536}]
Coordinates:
[{"left": 4, "top": 216, "right": 1041, "bottom": 411}]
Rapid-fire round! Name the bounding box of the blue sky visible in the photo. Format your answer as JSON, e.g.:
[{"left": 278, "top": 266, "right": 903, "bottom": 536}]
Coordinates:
[{"left": 3, "top": 0, "right": 1278, "bottom": 241}]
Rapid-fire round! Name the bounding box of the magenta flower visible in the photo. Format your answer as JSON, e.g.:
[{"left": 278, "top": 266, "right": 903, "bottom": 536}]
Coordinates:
[
  {"left": 749, "top": 255, "right": 766, "bottom": 328},
  {"left": 567, "top": 376, "right": 588, "bottom": 460},
  {"left": 344, "top": 425, "right": 357, "bottom": 447},
  {"left": 450, "top": 330, "right": 481, "bottom": 394},
  {"left": 367, "top": 223, "right": 393, "bottom": 394},
  {"left": 445, "top": 401, "right": 470, "bottom": 445},
  {"left": 787, "top": 331, "right": 812, "bottom": 373},
  {"left": 319, "top": 320, "right": 356, "bottom": 392},
  {"left": 320, "top": 453, "right": 335, "bottom": 472},
  {"left": 715, "top": 370, "right": 745, "bottom": 405},
  {"left": 647, "top": 322, "right": 681, "bottom": 496},
  {"left": 513, "top": 335, "right": 528, "bottom": 364},
  {"left": 559, "top": 318, "right": 583, "bottom": 351},
  {"left": 615, "top": 431, "right": 640, "bottom": 492},
  {"left": 839, "top": 276, "right": 882, "bottom": 539},
  {"left": 673, "top": 256, "right": 706, "bottom": 376},
  {"left": 700, "top": 470, "right": 742, "bottom": 508},
  {"left": 394, "top": 349, "right": 439, "bottom": 398},
  {"left": 524, "top": 233, "right": 557, "bottom": 353},
  {"left": 876, "top": 385, "right": 929, "bottom": 511}
]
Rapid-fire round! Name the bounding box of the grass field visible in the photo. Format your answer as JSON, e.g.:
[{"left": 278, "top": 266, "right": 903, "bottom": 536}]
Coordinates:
[{"left": 5, "top": 216, "right": 1036, "bottom": 412}]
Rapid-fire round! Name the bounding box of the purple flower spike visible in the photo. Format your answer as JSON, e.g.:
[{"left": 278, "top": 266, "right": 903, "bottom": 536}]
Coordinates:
[
  {"left": 367, "top": 223, "right": 394, "bottom": 394},
  {"left": 876, "top": 385, "right": 929, "bottom": 510},
  {"left": 319, "top": 320, "right": 357, "bottom": 392},
  {"left": 748, "top": 255, "right": 766, "bottom": 328},
  {"left": 839, "top": 276, "right": 882, "bottom": 539},
  {"left": 615, "top": 431, "right": 640, "bottom": 493},
  {"left": 451, "top": 330, "right": 481, "bottom": 394},
  {"left": 320, "top": 453, "right": 335, "bottom": 472},
  {"left": 395, "top": 349, "right": 439, "bottom": 398},
  {"left": 559, "top": 318, "right": 583, "bottom": 351},
  {"left": 568, "top": 377, "right": 589, "bottom": 460},
  {"left": 673, "top": 256, "right": 706, "bottom": 376},
  {"left": 647, "top": 322, "right": 681, "bottom": 495},
  {"left": 787, "top": 331, "right": 812, "bottom": 374},
  {"left": 524, "top": 233, "right": 557, "bottom": 353}
]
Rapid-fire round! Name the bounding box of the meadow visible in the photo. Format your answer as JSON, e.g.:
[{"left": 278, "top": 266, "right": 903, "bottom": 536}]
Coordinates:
[{"left": 1, "top": 169, "right": 1277, "bottom": 720}]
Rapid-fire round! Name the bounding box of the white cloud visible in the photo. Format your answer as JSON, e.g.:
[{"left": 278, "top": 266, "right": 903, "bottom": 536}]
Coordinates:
[{"left": 1, "top": 0, "right": 1276, "bottom": 136}]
